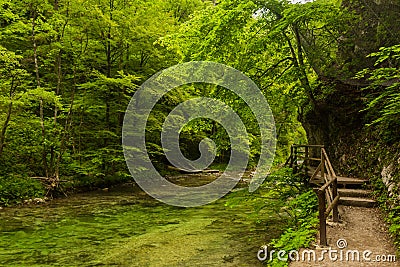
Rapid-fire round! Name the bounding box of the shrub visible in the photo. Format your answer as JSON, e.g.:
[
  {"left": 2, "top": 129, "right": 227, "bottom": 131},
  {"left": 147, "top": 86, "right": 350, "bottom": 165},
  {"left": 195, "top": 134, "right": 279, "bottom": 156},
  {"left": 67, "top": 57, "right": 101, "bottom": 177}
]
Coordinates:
[{"left": 0, "top": 176, "right": 44, "bottom": 206}]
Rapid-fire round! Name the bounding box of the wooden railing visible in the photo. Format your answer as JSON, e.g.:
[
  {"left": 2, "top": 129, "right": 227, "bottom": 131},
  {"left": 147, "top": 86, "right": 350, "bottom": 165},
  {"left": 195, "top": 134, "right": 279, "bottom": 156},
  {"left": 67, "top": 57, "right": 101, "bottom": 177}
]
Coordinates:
[
  {"left": 286, "top": 144, "right": 340, "bottom": 246},
  {"left": 285, "top": 144, "right": 324, "bottom": 181}
]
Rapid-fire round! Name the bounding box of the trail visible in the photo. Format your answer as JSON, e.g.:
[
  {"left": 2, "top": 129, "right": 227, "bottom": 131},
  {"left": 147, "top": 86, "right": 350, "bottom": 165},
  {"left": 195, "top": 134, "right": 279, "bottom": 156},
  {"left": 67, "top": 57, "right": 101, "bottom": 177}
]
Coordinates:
[{"left": 290, "top": 206, "right": 399, "bottom": 266}]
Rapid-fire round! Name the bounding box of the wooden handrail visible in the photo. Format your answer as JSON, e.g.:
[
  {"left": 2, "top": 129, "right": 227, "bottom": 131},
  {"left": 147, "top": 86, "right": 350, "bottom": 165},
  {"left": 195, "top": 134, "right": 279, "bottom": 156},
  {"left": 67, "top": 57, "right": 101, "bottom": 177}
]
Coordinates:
[
  {"left": 315, "top": 147, "right": 339, "bottom": 246},
  {"left": 319, "top": 175, "right": 336, "bottom": 192},
  {"left": 310, "top": 162, "right": 322, "bottom": 182},
  {"left": 292, "top": 144, "right": 325, "bottom": 148},
  {"left": 296, "top": 156, "right": 321, "bottom": 161},
  {"left": 322, "top": 148, "right": 336, "bottom": 178},
  {"left": 325, "top": 195, "right": 340, "bottom": 217},
  {"left": 285, "top": 144, "right": 325, "bottom": 176},
  {"left": 286, "top": 144, "right": 340, "bottom": 246}
]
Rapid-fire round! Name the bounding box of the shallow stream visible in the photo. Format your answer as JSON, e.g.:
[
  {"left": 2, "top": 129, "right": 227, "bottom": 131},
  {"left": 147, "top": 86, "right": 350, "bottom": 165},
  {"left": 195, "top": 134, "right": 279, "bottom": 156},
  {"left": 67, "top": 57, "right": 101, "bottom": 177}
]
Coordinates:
[{"left": 0, "top": 174, "right": 283, "bottom": 266}]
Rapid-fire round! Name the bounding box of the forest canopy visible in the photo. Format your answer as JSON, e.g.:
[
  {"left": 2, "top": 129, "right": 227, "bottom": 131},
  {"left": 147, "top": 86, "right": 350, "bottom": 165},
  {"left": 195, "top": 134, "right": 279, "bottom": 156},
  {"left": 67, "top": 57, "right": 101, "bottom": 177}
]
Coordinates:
[{"left": 0, "top": 0, "right": 398, "bottom": 204}]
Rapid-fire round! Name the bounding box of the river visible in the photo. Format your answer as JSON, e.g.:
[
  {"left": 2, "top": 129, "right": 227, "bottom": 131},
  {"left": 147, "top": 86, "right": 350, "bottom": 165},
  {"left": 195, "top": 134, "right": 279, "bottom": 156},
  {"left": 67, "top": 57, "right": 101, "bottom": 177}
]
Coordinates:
[{"left": 0, "top": 174, "right": 284, "bottom": 266}]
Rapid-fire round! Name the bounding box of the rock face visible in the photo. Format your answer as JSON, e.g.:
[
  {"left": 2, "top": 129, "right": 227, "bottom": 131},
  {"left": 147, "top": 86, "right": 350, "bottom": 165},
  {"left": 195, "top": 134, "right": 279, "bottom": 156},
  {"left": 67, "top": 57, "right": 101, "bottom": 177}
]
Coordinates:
[
  {"left": 338, "top": 0, "right": 400, "bottom": 77},
  {"left": 300, "top": 0, "right": 400, "bottom": 197}
]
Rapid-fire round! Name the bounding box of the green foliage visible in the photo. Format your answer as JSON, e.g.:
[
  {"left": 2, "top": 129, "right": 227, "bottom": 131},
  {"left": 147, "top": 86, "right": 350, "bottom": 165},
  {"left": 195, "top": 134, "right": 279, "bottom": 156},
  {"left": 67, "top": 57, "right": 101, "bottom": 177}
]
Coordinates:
[
  {"left": 0, "top": 0, "right": 347, "bottom": 203},
  {"left": 163, "top": 0, "right": 358, "bottom": 162},
  {"left": 356, "top": 45, "right": 400, "bottom": 143},
  {"left": 0, "top": 176, "right": 44, "bottom": 206},
  {"left": 387, "top": 205, "right": 400, "bottom": 250},
  {"left": 266, "top": 190, "right": 318, "bottom": 266},
  {"left": 0, "top": 0, "right": 393, "bottom": 210},
  {"left": 225, "top": 167, "right": 305, "bottom": 212},
  {"left": 370, "top": 176, "right": 400, "bottom": 251},
  {"left": 0, "top": 0, "right": 205, "bottom": 201},
  {"left": 380, "top": 199, "right": 400, "bottom": 251},
  {"left": 225, "top": 167, "right": 319, "bottom": 266}
]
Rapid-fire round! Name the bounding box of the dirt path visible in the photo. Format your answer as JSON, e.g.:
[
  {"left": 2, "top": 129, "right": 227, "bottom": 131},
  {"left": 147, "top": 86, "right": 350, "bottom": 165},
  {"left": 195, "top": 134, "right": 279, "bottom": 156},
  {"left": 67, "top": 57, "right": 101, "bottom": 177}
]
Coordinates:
[{"left": 289, "top": 206, "right": 399, "bottom": 267}]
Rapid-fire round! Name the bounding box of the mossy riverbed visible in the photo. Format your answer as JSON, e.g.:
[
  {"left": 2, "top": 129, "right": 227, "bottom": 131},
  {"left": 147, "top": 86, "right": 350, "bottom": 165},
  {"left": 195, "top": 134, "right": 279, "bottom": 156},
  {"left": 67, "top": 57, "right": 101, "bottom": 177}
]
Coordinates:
[{"left": 0, "top": 174, "right": 284, "bottom": 266}]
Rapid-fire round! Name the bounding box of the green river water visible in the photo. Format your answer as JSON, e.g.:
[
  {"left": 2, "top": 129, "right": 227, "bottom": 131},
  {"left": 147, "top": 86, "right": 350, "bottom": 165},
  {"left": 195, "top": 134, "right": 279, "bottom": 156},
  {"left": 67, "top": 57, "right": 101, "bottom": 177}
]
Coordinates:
[{"left": 0, "top": 174, "right": 284, "bottom": 267}]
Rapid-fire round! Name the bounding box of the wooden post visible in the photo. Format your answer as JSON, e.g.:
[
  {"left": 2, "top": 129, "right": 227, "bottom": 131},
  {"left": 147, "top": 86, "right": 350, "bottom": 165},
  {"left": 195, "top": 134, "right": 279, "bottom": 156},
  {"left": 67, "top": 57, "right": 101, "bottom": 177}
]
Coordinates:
[
  {"left": 304, "top": 146, "right": 309, "bottom": 176},
  {"left": 318, "top": 189, "right": 327, "bottom": 246},
  {"left": 332, "top": 178, "right": 339, "bottom": 222},
  {"left": 321, "top": 149, "right": 325, "bottom": 182}
]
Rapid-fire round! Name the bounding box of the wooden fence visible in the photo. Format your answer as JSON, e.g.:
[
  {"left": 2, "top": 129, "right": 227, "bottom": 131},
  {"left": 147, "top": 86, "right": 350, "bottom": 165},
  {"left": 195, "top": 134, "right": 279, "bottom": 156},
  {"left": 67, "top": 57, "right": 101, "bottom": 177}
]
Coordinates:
[{"left": 286, "top": 144, "right": 340, "bottom": 246}]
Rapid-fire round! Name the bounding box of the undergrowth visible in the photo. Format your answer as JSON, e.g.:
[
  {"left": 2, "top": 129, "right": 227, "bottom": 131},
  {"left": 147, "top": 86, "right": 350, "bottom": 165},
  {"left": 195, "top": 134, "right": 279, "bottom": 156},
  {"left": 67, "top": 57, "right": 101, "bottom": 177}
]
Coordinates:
[
  {"left": 371, "top": 177, "right": 400, "bottom": 252},
  {"left": 0, "top": 175, "right": 44, "bottom": 206},
  {"left": 225, "top": 167, "right": 319, "bottom": 267},
  {"left": 266, "top": 190, "right": 318, "bottom": 267}
]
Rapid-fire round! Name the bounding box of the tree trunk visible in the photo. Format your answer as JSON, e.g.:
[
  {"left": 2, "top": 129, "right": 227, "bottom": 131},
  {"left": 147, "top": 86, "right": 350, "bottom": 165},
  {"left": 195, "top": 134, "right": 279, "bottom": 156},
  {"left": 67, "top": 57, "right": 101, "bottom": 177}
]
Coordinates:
[
  {"left": 31, "top": 7, "right": 49, "bottom": 178},
  {"left": 0, "top": 102, "right": 12, "bottom": 157},
  {"left": 105, "top": 0, "right": 113, "bottom": 129}
]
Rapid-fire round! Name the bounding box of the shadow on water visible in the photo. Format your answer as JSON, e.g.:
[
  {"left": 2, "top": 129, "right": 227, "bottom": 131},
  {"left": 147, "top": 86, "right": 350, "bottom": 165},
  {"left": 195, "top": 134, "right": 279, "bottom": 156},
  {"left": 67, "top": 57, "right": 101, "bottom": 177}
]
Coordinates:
[{"left": 0, "top": 174, "right": 284, "bottom": 266}]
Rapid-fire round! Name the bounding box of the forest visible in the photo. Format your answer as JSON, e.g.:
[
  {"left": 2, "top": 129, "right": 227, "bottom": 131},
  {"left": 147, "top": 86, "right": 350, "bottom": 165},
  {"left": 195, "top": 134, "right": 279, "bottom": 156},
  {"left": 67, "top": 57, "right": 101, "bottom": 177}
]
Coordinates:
[
  {"left": 0, "top": 0, "right": 399, "bottom": 266},
  {"left": 0, "top": 0, "right": 311, "bottom": 202}
]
